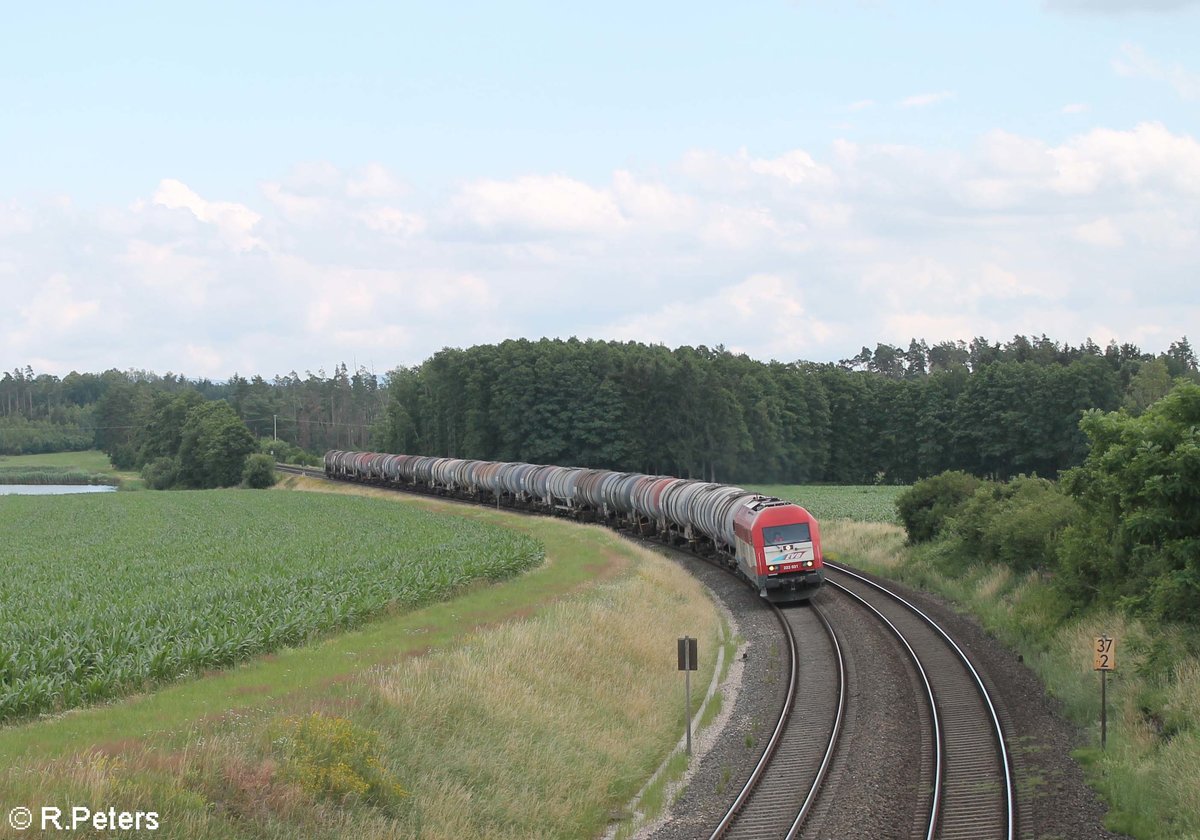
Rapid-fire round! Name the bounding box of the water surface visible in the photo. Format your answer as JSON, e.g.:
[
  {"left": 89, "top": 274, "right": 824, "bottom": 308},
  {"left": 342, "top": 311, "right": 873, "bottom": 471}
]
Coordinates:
[{"left": 0, "top": 485, "right": 117, "bottom": 496}]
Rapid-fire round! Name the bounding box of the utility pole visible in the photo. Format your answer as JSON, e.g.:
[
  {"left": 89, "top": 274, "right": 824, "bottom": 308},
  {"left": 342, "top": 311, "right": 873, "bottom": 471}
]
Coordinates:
[{"left": 273, "top": 414, "right": 278, "bottom": 441}]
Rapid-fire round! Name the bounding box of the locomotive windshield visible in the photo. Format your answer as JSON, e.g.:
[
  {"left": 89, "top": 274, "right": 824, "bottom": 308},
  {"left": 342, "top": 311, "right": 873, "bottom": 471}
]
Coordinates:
[{"left": 762, "top": 523, "right": 811, "bottom": 546}]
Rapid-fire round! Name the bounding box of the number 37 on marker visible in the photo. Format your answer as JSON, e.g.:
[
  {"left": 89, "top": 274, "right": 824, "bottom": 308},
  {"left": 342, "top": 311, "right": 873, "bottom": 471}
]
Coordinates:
[{"left": 1093, "top": 636, "right": 1117, "bottom": 671}]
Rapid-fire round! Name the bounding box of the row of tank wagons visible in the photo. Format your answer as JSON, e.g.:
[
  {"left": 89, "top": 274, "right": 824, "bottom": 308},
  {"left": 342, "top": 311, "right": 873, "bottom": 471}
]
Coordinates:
[
  {"left": 326, "top": 450, "right": 768, "bottom": 552},
  {"left": 323, "top": 449, "right": 825, "bottom": 602}
]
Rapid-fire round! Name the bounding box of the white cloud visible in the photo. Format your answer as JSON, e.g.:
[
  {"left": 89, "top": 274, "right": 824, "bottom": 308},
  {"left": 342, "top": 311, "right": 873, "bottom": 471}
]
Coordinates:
[
  {"left": 1049, "top": 121, "right": 1200, "bottom": 194},
  {"left": 1061, "top": 102, "right": 1090, "bottom": 113},
  {"left": 748, "top": 149, "right": 834, "bottom": 186},
  {"left": 452, "top": 174, "right": 626, "bottom": 236},
  {"left": 1112, "top": 43, "right": 1200, "bottom": 100},
  {"left": 847, "top": 99, "right": 876, "bottom": 111},
  {"left": 898, "top": 90, "right": 955, "bottom": 108},
  {"left": 152, "top": 179, "right": 264, "bottom": 251},
  {"left": 5, "top": 125, "right": 1198, "bottom": 377},
  {"left": 120, "top": 239, "right": 213, "bottom": 306},
  {"left": 679, "top": 147, "right": 838, "bottom": 196},
  {"left": 1074, "top": 217, "right": 1125, "bottom": 247},
  {"left": 7, "top": 275, "right": 102, "bottom": 350},
  {"left": 358, "top": 206, "right": 427, "bottom": 238},
  {"left": 612, "top": 170, "right": 698, "bottom": 230},
  {"left": 599, "top": 274, "right": 834, "bottom": 361},
  {"left": 345, "top": 163, "right": 406, "bottom": 199}
]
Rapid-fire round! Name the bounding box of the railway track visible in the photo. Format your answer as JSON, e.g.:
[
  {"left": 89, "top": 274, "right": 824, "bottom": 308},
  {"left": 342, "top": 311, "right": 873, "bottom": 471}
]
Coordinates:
[
  {"left": 709, "top": 601, "right": 845, "bottom": 840},
  {"left": 824, "top": 563, "right": 1016, "bottom": 840},
  {"left": 279, "top": 464, "right": 1015, "bottom": 839}
]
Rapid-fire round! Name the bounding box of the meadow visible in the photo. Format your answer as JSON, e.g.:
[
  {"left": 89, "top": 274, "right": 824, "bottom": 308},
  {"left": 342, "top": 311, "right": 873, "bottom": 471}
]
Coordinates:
[
  {"left": 0, "top": 449, "right": 116, "bottom": 471},
  {"left": 0, "top": 449, "right": 137, "bottom": 488},
  {"left": 0, "top": 490, "right": 541, "bottom": 723},
  {"left": 745, "top": 484, "right": 906, "bottom": 523},
  {"left": 0, "top": 465, "right": 119, "bottom": 485}
]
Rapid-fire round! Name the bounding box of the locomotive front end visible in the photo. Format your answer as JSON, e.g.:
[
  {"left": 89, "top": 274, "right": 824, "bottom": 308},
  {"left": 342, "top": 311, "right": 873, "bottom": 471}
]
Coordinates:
[{"left": 734, "top": 499, "right": 824, "bottom": 602}]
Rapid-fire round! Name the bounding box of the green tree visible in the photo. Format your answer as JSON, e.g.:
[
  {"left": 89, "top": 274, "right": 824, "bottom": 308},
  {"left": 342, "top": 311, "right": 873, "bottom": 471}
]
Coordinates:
[
  {"left": 1058, "top": 382, "right": 1200, "bottom": 622},
  {"left": 1123, "top": 358, "right": 1173, "bottom": 416},
  {"left": 177, "top": 401, "right": 257, "bottom": 488}
]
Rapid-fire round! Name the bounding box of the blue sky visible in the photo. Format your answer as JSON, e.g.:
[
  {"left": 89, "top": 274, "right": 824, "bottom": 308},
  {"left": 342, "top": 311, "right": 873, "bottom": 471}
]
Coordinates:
[{"left": 2, "top": 0, "right": 1198, "bottom": 377}]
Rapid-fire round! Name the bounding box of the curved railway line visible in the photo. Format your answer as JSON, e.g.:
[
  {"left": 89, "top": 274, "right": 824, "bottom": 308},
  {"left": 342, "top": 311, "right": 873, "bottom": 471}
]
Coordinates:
[
  {"left": 708, "top": 601, "right": 844, "bottom": 840},
  {"left": 277, "top": 462, "right": 1017, "bottom": 839},
  {"left": 822, "top": 564, "right": 1016, "bottom": 840}
]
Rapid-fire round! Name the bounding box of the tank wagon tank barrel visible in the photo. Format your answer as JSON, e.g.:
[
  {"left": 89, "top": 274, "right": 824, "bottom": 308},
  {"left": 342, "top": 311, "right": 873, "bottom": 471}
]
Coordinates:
[{"left": 320, "top": 450, "right": 824, "bottom": 602}]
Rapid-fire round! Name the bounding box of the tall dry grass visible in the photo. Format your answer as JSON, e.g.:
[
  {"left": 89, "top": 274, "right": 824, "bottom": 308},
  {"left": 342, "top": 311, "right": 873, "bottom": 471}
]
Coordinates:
[
  {"left": 820, "top": 518, "right": 907, "bottom": 572},
  {"left": 367, "top": 545, "right": 719, "bottom": 839}
]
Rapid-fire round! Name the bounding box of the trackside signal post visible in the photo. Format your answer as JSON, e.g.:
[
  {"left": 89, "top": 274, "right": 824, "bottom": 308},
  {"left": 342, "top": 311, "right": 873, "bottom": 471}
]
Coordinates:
[
  {"left": 678, "top": 636, "right": 698, "bottom": 755},
  {"left": 1094, "top": 634, "right": 1117, "bottom": 749}
]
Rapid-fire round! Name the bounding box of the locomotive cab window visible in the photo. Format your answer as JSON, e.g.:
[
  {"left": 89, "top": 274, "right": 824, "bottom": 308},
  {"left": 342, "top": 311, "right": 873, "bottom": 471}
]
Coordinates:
[{"left": 763, "top": 523, "right": 811, "bottom": 545}]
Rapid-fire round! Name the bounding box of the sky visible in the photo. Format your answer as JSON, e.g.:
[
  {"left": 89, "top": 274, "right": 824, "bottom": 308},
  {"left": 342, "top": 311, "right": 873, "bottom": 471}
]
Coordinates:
[{"left": 2, "top": 0, "right": 1198, "bottom": 379}]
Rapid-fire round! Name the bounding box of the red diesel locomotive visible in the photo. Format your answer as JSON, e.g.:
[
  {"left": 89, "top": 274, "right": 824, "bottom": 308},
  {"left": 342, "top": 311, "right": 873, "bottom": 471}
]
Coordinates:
[{"left": 732, "top": 498, "right": 824, "bottom": 602}]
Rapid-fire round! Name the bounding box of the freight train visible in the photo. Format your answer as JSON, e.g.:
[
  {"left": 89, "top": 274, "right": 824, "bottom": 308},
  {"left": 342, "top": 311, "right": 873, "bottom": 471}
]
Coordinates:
[{"left": 323, "top": 450, "right": 824, "bottom": 603}]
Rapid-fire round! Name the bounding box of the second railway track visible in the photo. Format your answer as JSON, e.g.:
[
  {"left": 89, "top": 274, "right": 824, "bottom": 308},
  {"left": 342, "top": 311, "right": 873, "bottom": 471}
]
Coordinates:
[{"left": 823, "top": 563, "right": 1016, "bottom": 840}]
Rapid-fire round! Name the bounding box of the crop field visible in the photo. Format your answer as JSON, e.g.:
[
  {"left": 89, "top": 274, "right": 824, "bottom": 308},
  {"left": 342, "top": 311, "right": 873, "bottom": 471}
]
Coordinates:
[
  {"left": 0, "top": 490, "right": 542, "bottom": 723},
  {"left": 744, "top": 484, "right": 908, "bottom": 523}
]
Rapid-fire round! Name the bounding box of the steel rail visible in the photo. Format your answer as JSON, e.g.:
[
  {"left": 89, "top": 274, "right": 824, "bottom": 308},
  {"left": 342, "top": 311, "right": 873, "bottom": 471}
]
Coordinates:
[
  {"left": 827, "top": 563, "right": 1015, "bottom": 840},
  {"left": 825, "top": 577, "right": 944, "bottom": 839},
  {"left": 706, "top": 599, "right": 799, "bottom": 840},
  {"left": 784, "top": 602, "right": 846, "bottom": 840}
]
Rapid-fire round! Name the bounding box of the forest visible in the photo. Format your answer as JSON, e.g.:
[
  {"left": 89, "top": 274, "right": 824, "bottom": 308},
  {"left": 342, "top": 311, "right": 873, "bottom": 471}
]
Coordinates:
[{"left": 1, "top": 334, "right": 1196, "bottom": 485}]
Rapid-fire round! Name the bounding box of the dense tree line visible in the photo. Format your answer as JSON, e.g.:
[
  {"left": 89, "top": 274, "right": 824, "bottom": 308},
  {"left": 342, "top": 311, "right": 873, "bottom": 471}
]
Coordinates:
[
  {"left": 0, "top": 364, "right": 388, "bottom": 459},
  {"left": 2, "top": 334, "right": 1195, "bottom": 484},
  {"left": 378, "top": 335, "right": 1197, "bottom": 483}
]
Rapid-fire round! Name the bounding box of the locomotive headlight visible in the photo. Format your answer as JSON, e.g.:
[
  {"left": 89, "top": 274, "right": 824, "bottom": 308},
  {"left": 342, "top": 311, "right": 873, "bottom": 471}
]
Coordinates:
[
  {"left": 804, "top": 560, "right": 814, "bottom": 568},
  {"left": 768, "top": 565, "right": 777, "bottom": 572}
]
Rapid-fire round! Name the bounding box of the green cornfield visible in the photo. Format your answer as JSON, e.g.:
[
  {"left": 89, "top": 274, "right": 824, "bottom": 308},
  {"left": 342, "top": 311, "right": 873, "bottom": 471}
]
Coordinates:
[
  {"left": 0, "top": 491, "right": 542, "bottom": 724},
  {"left": 745, "top": 484, "right": 908, "bottom": 524}
]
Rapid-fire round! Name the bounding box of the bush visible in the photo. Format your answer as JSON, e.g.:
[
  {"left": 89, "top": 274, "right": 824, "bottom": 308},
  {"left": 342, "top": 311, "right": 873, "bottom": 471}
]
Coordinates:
[
  {"left": 141, "top": 456, "right": 179, "bottom": 490},
  {"left": 895, "top": 470, "right": 982, "bottom": 543},
  {"left": 949, "top": 476, "right": 1078, "bottom": 573},
  {"left": 242, "top": 453, "right": 277, "bottom": 489},
  {"left": 275, "top": 713, "right": 407, "bottom": 809},
  {"left": 257, "top": 438, "right": 321, "bottom": 467}
]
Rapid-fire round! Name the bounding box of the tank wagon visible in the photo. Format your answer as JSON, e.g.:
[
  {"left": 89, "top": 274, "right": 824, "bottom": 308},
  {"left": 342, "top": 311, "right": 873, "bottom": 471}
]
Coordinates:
[{"left": 324, "top": 450, "right": 823, "bottom": 602}]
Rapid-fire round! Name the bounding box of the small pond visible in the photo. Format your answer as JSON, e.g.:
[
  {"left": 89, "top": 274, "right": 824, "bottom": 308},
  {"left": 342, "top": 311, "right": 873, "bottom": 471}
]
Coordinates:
[{"left": 0, "top": 485, "right": 118, "bottom": 496}]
